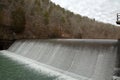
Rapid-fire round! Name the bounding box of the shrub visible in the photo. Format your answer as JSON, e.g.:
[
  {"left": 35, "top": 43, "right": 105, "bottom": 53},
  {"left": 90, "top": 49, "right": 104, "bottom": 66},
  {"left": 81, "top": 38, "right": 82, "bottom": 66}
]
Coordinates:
[
  {"left": 0, "top": 11, "right": 3, "bottom": 25},
  {"left": 43, "top": 11, "right": 49, "bottom": 25},
  {"left": 49, "top": 26, "right": 61, "bottom": 38},
  {"left": 61, "top": 16, "right": 65, "bottom": 23},
  {"left": 11, "top": 7, "right": 26, "bottom": 33},
  {"left": 30, "top": 0, "right": 42, "bottom": 16},
  {"left": 0, "top": 3, "right": 5, "bottom": 25}
]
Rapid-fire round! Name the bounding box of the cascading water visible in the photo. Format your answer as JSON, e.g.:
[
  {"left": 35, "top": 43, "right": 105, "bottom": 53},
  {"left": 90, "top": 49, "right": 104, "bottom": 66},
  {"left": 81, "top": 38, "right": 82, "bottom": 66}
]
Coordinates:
[{"left": 1, "top": 39, "right": 117, "bottom": 80}]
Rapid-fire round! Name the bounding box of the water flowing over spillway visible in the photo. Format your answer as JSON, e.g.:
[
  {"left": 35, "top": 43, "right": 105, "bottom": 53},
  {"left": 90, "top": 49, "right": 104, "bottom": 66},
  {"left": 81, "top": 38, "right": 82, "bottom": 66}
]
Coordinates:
[{"left": 1, "top": 39, "right": 118, "bottom": 80}]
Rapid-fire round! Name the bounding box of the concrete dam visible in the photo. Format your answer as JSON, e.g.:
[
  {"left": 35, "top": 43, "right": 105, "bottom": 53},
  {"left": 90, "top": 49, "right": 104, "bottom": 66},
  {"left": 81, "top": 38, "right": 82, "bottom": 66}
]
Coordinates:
[{"left": 0, "top": 39, "right": 119, "bottom": 80}]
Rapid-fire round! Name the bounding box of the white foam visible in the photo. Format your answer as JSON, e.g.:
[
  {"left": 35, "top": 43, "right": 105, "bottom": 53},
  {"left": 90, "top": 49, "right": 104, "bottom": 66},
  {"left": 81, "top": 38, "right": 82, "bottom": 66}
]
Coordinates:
[{"left": 0, "top": 50, "right": 90, "bottom": 80}]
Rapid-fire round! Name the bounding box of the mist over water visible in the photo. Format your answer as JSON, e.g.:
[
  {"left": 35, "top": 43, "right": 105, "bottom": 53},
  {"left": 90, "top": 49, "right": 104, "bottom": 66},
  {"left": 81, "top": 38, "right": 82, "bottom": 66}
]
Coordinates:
[{"left": 51, "top": 0, "right": 120, "bottom": 25}]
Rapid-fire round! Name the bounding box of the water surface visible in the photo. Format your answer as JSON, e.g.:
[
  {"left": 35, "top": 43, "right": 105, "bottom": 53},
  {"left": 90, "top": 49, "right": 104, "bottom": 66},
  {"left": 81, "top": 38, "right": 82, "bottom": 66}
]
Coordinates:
[{"left": 0, "top": 53, "right": 58, "bottom": 80}]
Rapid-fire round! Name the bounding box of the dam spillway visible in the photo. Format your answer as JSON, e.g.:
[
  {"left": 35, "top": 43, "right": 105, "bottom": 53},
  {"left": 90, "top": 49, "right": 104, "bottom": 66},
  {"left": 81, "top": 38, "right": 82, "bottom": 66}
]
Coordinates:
[{"left": 2, "top": 39, "right": 118, "bottom": 80}]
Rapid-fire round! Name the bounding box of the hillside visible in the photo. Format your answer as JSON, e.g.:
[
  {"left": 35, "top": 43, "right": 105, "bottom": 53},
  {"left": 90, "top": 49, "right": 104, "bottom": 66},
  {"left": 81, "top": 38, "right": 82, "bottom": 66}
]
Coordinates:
[{"left": 0, "top": 0, "right": 120, "bottom": 40}]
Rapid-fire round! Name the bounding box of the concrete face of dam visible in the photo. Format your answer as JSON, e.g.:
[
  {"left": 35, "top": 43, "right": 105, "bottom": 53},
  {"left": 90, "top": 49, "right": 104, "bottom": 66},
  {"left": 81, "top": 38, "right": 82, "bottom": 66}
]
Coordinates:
[{"left": 5, "top": 39, "right": 118, "bottom": 80}]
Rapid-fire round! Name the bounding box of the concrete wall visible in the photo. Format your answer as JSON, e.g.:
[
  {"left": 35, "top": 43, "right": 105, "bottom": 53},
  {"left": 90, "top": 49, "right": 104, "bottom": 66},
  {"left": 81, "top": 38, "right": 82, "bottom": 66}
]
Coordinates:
[
  {"left": 0, "top": 39, "right": 15, "bottom": 50},
  {"left": 115, "top": 39, "right": 120, "bottom": 76}
]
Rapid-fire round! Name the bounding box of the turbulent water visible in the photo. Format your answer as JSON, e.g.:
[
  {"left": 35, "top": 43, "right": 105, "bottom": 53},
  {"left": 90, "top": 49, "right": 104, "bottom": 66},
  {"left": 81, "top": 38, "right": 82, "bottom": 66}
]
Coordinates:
[
  {"left": 0, "top": 53, "right": 59, "bottom": 80},
  {"left": 2, "top": 39, "right": 117, "bottom": 80},
  {"left": 51, "top": 0, "right": 120, "bottom": 25}
]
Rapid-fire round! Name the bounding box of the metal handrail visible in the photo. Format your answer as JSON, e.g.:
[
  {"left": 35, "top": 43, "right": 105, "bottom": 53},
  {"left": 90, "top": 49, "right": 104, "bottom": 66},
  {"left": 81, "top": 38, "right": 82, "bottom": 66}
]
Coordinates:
[{"left": 116, "top": 13, "right": 120, "bottom": 25}]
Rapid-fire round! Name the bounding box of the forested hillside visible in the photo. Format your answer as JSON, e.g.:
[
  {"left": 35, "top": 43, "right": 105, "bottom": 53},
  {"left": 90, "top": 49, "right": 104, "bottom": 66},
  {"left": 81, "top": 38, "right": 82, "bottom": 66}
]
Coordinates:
[{"left": 0, "top": 0, "right": 120, "bottom": 40}]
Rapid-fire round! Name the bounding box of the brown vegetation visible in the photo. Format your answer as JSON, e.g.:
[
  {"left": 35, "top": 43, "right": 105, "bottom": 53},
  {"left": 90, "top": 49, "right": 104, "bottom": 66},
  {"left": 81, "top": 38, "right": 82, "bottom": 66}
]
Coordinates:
[{"left": 0, "top": 0, "right": 120, "bottom": 40}]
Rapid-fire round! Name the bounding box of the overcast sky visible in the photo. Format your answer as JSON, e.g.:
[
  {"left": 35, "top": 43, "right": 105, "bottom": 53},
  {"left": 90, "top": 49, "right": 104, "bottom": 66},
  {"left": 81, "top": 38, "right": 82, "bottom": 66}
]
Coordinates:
[{"left": 51, "top": 0, "right": 120, "bottom": 25}]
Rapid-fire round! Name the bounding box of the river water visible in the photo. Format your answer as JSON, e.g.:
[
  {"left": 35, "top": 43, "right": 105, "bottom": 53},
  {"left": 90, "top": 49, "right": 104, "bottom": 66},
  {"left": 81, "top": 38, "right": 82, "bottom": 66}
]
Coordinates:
[{"left": 0, "top": 53, "right": 59, "bottom": 80}]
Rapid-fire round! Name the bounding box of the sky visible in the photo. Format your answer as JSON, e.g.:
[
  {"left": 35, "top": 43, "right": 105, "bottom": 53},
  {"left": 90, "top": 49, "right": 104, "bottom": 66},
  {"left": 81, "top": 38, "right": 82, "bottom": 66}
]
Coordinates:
[{"left": 51, "top": 0, "right": 120, "bottom": 25}]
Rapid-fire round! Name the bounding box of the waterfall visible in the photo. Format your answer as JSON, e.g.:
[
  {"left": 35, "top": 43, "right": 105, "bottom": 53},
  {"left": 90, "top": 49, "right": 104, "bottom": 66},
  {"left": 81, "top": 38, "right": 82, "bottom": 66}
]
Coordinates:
[{"left": 5, "top": 39, "right": 118, "bottom": 80}]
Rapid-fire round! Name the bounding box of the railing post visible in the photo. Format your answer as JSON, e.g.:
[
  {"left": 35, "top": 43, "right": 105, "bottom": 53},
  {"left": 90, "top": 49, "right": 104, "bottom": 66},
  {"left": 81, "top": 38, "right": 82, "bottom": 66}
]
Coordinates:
[
  {"left": 117, "top": 13, "right": 120, "bottom": 21},
  {"left": 116, "top": 13, "right": 120, "bottom": 25}
]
